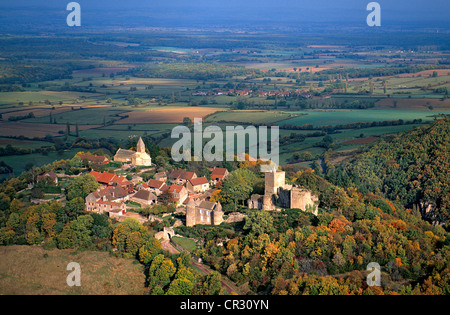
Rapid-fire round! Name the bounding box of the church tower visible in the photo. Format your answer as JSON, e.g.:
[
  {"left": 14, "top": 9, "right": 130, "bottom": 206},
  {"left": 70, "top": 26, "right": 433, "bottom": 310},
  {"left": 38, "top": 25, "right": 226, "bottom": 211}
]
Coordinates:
[
  {"left": 132, "top": 137, "right": 152, "bottom": 166},
  {"left": 137, "top": 137, "right": 146, "bottom": 153}
]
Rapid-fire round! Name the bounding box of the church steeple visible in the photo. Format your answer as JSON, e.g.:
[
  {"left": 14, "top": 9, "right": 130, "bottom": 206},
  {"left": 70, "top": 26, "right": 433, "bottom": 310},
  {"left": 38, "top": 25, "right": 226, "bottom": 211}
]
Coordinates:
[{"left": 137, "top": 137, "right": 145, "bottom": 153}]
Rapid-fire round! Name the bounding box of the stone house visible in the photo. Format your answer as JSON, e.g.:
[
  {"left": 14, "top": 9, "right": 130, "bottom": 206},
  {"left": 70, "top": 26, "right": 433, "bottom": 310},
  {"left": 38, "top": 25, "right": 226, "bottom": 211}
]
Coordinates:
[
  {"left": 130, "top": 189, "right": 158, "bottom": 207},
  {"left": 186, "top": 200, "right": 224, "bottom": 227},
  {"left": 186, "top": 176, "right": 210, "bottom": 193},
  {"left": 79, "top": 153, "right": 109, "bottom": 165},
  {"left": 85, "top": 187, "right": 129, "bottom": 212},
  {"left": 146, "top": 179, "right": 167, "bottom": 196},
  {"left": 162, "top": 184, "right": 188, "bottom": 206},
  {"left": 154, "top": 171, "right": 167, "bottom": 182},
  {"left": 209, "top": 167, "right": 229, "bottom": 186},
  {"left": 168, "top": 169, "right": 197, "bottom": 185}
]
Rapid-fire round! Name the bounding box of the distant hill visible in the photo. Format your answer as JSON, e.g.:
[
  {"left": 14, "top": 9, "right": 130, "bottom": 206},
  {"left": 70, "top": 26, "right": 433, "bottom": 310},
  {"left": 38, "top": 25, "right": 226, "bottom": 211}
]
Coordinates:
[{"left": 329, "top": 117, "right": 450, "bottom": 224}]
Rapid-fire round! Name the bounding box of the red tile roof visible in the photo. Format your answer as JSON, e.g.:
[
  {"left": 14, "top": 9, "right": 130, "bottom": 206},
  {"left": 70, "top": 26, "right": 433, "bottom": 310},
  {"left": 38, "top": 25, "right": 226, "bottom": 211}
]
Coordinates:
[
  {"left": 90, "top": 171, "right": 117, "bottom": 184},
  {"left": 169, "top": 169, "right": 197, "bottom": 181},
  {"left": 147, "top": 179, "right": 166, "bottom": 189},
  {"left": 210, "top": 167, "right": 228, "bottom": 179},
  {"left": 189, "top": 177, "right": 209, "bottom": 186},
  {"left": 168, "top": 184, "right": 185, "bottom": 193},
  {"left": 111, "top": 176, "right": 132, "bottom": 186},
  {"left": 79, "top": 153, "right": 109, "bottom": 164}
]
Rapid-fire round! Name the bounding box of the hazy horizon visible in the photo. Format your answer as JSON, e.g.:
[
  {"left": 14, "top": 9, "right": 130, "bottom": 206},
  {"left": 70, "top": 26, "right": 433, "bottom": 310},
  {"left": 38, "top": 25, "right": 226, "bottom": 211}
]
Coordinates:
[{"left": 1, "top": 0, "right": 449, "bottom": 32}]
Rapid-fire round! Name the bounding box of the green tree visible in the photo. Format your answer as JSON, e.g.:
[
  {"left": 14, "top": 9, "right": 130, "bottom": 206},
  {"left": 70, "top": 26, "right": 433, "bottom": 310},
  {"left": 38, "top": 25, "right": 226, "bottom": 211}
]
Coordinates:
[
  {"left": 201, "top": 271, "right": 224, "bottom": 295},
  {"left": 69, "top": 215, "right": 94, "bottom": 248},
  {"left": 139, "top": 238, "right": 162, "bottom": 264},
  {"left": 243, "top": 210, "right": 275, "bottom": 236},
  {"left": 220, "top": 169, "right": 257, "bottom": 210},
  {"left": 66, "top": 174, "right": 99, "bottom": 201},
  {"left": 147, "top": 254, "right": 176, "bottom": 290},
  {"left": 61, "top": 197, "right": 85, "bottom": 222}
]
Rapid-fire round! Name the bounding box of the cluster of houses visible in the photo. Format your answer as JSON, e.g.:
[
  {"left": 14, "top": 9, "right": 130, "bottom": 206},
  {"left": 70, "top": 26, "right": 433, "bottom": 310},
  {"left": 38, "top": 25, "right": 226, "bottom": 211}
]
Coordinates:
[
  {"left": 191, "top": 89, "right": 253, "bottom": 97},
  {"left": 84, "top": 163, "right": 229, "bottom": 226},
  {"left": 191, "top": 88, "right": 331, "bottom": 100},
  {"left": 37, "top": 137, "right": 319, "bottom": 231}
]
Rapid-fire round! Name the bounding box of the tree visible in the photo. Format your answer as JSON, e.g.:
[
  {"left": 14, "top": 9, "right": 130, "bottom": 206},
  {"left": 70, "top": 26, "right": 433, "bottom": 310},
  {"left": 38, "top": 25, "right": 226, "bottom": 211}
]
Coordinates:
[
  {"left": 166, "top": 267, "right": 196, "bottom": 295},
  {"left": 201, "top": 271, "right": 224, "bottom": 295},
  {"left": 60, "top": 197, "right": 85, "bottom": 223},
  {"left": 66, "top": 174, "right": 99, "bottom": 200},
  {"left": 183, "top": 117, "right": 193, "bottom": 127},
  {"left": 220, "top": 169, "right": 256, "bottom": 211},
  {"left": 69, "top": 215, "right": 94, "bottom": 248},
  {"left": 243, "top": 211, "right": 275, "bottom": 236},
  {"left": 139, "top": 238, "right": 162, "bottom": 264},
  {"left": 112, "top": 218, "right": 151, "bottom": 256},
  {"left": 147, "top": 254, "right": 176, "bottom": 290}
]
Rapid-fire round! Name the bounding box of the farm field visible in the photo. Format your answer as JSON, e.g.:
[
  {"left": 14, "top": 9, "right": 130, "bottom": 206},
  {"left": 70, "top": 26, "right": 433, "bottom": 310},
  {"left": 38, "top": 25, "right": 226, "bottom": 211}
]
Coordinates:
[
  {"left": 0, "top": 91, "right": 105, "bottom": 106},
  {"left": 115, "top": 106, "right": 221, "bottom": 124},
  {"left": 0, "top": 122, "right": 101, "bottom": 138},
  {"left": 205, "top": 110, "right": 299, "bottom": 124},
  {"left": 0, "top": 137, "right": 54, "bottom": 148},
  {"left": 22, "top": 107, "right": 128, "bottom": 125},
  {"left": 279, "top": 109, "right": 449, "bottom": 127},
  {"left": 1, "top": 148, "right": 82, "bottom": 176},
  {"left": 374, "top": 98, "right": 450, "bottom": 110}
]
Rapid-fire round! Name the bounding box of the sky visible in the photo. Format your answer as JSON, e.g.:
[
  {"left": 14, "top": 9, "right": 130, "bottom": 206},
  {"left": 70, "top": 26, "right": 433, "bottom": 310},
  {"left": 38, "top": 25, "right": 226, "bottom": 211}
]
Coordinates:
[{"left": 0, "top": 0, "right": 449, "bottom": 30}]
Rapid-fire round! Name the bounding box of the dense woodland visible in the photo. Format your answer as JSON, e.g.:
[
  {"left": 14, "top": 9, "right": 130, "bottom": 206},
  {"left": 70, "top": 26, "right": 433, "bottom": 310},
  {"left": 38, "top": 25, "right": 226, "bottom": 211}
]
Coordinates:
[{"left": 327, "top": 117, "right": 450, "bottom": 225}]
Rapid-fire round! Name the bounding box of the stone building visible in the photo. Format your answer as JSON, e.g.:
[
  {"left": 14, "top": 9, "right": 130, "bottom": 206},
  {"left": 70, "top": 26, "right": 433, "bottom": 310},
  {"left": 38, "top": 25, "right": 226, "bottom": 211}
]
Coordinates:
[
  {"left": 130, "top": 189, "right": 158, "bottom": 207},
  {"left": 248, "top": 170, "right": 319, "bottom": 215},
  {"left": 114, "top": 137, "right": 152, "bottom": 166},
  {"left": 168, "top": 169, "right": 197, "bottom": 185},
  {"left": 37, "top": 170, "right": 58, "bottom": 185},
  {"left": 186, "top": 176, "right": 210, "bottom": 193},
  {"left": 186, "top": 200, "right": 224, "bottom": 227},
  {"left": 209, "top": 167, "right": 229, "bottom": 186}
]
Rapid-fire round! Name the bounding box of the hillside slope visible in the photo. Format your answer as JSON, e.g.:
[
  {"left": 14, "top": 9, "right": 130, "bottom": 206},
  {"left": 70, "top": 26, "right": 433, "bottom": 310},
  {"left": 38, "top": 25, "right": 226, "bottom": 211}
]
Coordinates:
[{"left": 329, "top": 117, "right": 450, "bottom": 224}]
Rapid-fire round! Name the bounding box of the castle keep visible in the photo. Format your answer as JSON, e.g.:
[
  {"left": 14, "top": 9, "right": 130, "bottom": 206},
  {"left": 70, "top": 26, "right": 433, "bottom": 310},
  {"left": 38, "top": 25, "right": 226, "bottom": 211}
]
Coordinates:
[{"left": 248, "top": 170, "right": 319, "bottom": 215}]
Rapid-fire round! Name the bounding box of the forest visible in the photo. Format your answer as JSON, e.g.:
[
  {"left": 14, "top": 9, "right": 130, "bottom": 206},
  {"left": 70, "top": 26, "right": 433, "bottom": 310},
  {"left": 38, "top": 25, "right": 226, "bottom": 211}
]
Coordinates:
[{"left": 327, "top": 117, "right": 450, "bottom": 225}]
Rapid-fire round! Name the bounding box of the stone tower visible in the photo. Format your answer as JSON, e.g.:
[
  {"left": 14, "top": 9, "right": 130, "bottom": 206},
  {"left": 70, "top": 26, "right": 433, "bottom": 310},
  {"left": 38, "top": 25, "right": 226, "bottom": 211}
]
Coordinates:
[
  {"left": 186, "top": 199, "right": 196, "bottom": 227},
  {"left": 212, "top": 202, "right": 224, "bottom": 225},
  {"left": 265, "top": 170, "right": 285, "bottom": 195}
]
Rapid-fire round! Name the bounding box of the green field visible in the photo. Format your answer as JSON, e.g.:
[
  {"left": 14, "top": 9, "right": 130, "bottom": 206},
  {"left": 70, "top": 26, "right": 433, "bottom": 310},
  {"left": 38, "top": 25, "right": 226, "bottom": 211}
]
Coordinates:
[
  {"left": 279, "top": 109, "right": 448, "bottom": 127},
  {"left": 23, "top": 107, "right": 128, "bottom": 125},
  {"left": 205, "top": 110, "right": 299, "bottom": 124},
  {"left": 171, "top": 236, "right": 197, "bottom": 252},
  {"left": 0, "top": 148, "right": 81, "bottom": 176}
]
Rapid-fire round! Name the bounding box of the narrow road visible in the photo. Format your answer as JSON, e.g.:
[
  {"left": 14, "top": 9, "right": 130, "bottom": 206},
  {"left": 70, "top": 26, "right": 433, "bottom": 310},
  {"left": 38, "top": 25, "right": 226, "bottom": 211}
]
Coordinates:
[{"left": 162, "top": 238, "right": 240, "bottom": 294}]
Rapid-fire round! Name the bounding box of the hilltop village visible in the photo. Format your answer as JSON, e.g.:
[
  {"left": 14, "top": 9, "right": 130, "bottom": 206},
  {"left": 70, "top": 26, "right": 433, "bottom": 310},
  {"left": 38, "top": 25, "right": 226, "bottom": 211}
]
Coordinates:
[{"left": 32, "top": 137, "right": 319, "bottom": 242}]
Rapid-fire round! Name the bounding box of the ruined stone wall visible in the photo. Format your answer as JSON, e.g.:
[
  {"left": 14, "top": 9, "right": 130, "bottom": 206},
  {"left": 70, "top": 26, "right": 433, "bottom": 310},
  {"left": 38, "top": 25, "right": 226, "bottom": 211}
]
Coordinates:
[{"left": 289, "top": 188, "right": 319, "bottom": 215}]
